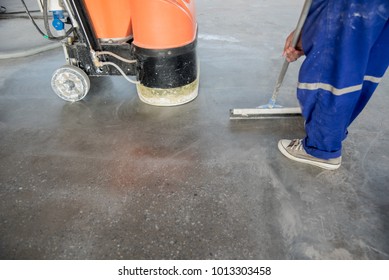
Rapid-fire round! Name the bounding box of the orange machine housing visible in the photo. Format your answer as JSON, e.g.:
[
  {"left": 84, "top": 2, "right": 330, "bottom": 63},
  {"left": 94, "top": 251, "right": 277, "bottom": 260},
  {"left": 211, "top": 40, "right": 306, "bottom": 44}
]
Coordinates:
[
  {"left": 83, "top": 0, "right": 133, "bottom": 42},
  {"left": 130, "top": 0, "right": 197, "bottom": 49},
  {"left": 83, "top": 0, "right": 196, "bottom": 48}
]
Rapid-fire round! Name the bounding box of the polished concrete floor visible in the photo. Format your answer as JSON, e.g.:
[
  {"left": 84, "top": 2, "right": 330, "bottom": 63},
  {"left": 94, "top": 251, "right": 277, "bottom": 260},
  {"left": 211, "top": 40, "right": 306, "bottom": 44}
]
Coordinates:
[{"left": 1, "top": 0, "right": 388, "bottom": 260}]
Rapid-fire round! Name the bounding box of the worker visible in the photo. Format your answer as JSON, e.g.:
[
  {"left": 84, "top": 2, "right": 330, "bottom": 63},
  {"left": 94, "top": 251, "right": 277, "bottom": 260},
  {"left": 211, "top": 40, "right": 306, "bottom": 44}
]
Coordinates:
[{"left": 278, "top": 0, "right": 389, "bottom": 170}]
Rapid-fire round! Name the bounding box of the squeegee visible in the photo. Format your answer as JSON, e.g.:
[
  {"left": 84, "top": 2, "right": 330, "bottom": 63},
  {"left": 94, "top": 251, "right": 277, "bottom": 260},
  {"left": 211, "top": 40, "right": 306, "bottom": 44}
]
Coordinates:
[{"left": 230, "top": 0, "right": 312, "bottom": 120}]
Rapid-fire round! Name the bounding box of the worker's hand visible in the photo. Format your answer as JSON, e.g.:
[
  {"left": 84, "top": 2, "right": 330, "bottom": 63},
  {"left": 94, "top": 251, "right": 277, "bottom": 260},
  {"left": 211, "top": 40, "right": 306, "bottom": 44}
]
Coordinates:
[{"left": 283, "top": 30, "right": 304, "bottom": 62}]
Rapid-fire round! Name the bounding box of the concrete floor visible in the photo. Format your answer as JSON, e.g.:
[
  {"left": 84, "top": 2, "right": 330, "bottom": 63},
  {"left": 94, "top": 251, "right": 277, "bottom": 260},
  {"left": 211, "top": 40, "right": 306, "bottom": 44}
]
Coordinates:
[{"left": 1, "top": 0, "right": 389, "bottom": 260}]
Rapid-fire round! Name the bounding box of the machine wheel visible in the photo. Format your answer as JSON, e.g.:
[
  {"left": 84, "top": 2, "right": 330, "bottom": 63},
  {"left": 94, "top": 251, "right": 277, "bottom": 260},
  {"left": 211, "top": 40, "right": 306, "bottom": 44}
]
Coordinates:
[{"left": 51, "top": 65, "right": 90, "bottom": 102}]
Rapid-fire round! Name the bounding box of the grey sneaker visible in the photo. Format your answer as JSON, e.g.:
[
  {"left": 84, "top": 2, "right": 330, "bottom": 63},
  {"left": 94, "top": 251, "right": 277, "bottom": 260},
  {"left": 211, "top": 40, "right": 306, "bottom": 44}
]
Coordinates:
[{"left": 278, "top": 139, "right": 341, "bottom": 170}]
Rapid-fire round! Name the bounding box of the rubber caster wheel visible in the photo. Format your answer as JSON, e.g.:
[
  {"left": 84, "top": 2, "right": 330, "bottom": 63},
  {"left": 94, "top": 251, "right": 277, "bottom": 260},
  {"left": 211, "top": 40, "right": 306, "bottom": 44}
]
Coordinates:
[{"left": 51, "top": 65, "right": 90, "bottom": 102}]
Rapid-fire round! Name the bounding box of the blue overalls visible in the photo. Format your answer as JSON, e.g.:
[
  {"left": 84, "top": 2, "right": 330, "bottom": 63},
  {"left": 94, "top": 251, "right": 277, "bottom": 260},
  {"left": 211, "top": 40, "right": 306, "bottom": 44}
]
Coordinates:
[{"left": 298, "top": 0, "right": 389, "bottom": 159}]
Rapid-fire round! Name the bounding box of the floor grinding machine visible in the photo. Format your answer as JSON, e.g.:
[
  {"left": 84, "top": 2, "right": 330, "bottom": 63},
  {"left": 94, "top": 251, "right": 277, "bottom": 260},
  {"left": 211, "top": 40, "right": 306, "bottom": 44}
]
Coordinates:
[{"left": 31, "top": 0, "right": 199, "bottom": 106}]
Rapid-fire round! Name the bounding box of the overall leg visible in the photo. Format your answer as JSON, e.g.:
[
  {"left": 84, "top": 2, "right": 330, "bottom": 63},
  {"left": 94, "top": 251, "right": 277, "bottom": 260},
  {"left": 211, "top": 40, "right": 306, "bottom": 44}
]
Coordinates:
[
  {"left": 349, "top": 20, "right": 389, "bottom": 125},
  {"left": 297, "top": 0, "right": 389, "bottom": 160}
]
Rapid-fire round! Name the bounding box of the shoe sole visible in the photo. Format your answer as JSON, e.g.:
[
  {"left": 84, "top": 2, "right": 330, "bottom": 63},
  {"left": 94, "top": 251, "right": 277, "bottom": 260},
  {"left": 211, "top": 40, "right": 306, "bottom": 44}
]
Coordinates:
[{"left": 278, "top": 141, "right": 340, "bottom": 170}]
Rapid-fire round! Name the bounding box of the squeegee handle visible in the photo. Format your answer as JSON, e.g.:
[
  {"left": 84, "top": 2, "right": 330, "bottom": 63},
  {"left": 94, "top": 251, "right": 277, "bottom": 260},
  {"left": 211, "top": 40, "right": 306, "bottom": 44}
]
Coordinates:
[
  {"left": 270, "top": 0, "right": 312, "bottom": 104},
  {"left": 291, "top": 0, "right": 312, "bottom": 48}
]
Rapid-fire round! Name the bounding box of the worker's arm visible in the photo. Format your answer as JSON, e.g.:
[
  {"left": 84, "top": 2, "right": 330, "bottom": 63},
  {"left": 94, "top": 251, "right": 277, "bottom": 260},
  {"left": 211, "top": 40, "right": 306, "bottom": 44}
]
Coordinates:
[{"left": 283, "top": 30, "right": 304, "bottom": 62}]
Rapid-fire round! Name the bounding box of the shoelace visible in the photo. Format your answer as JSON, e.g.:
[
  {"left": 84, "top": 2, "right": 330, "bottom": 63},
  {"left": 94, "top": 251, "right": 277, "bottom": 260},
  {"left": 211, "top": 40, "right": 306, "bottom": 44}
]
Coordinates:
[{"left": 288, "top": 139, "right": 304, "bottom": 151}]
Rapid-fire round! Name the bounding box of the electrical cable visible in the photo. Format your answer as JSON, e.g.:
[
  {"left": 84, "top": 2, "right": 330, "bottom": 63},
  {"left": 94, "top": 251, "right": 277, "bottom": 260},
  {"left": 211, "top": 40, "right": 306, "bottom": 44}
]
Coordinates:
[
  {"left": 20, "top": 0, "right": 74, "bottom": 41},
  {"left": 0, "top": 8, "right": 43, "bottom": 19},
  {"left": 100, "top": 61, "right": 140, "bottom": 84},
  {"left": 0, "top": 43, "right": 61, "bottom": 59},
  {"left": 20, "top": 0, "right": 47, "bottom": 38},
  {"left": 95, "top": 51, "right": 137, "bottom": 64},
  {"left": 42, "top": 0, "right": 55, "bottom": 38},
  {"left": 4, "top": 9, "right": 40, "bottom": 14},
  {"left": 0, "top": 13, "right": 45, "bottom": 19}
]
